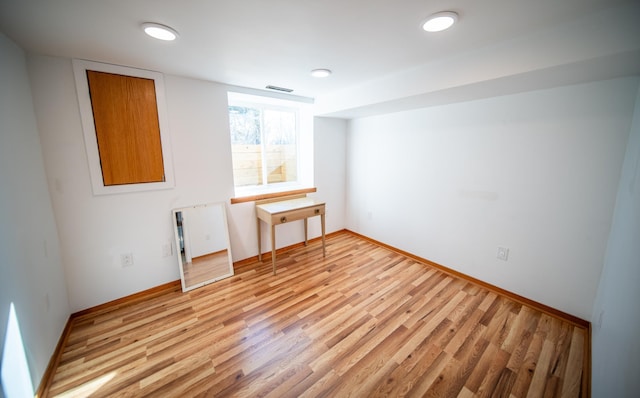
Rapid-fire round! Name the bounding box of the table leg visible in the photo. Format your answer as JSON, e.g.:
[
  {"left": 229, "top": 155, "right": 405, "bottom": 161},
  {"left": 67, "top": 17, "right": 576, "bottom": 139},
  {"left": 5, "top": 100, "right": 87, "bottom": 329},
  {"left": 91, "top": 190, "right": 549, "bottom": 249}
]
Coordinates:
[
  {"left": 321, "top": 214, "right": 326, "bottom": 257},
  {"left": 304, "top": 218, "right": 308, "bottom": 246},
  {"left": 257, "top": 218, "right": 262, "bottom": 261},
  {"left": 271, "top": 224, "right": 277, "bottom": 275}
]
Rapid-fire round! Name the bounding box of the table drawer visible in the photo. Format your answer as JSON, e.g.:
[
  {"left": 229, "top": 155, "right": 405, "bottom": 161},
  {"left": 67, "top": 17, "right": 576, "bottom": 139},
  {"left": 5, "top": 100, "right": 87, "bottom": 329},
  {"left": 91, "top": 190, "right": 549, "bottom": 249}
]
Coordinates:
[{"left": 271, "top": 205, "right": 324, "bottom": 225}]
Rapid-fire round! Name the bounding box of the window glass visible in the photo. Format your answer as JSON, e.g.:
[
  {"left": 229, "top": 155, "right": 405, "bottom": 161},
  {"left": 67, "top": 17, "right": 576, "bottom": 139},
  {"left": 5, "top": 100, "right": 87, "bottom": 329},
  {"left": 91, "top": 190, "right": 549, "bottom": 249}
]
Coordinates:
[
  {"left": 228, "top": 92, "right": 312, "bottom": 195},
  {"left": 264, "top": 108, "right": 297, "bottom": 184},
  {"left": 229, "top": 105, "right": 263, "bottom": 187}
]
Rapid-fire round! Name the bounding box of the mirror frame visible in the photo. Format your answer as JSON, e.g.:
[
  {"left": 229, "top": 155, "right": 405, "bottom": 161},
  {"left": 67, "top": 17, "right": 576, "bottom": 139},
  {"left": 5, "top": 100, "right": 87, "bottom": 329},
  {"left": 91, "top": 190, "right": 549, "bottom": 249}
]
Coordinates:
[{"left": 172, "top": 202, "right": 234, "bottom": 292}]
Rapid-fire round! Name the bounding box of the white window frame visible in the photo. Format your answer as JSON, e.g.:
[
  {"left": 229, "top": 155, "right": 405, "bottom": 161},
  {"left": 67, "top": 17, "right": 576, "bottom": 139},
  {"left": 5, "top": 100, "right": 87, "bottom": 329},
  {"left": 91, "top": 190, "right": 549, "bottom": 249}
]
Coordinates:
[
  {"left": 73, "top": 59, "right": 175, "bottom": 195},
  {"left": 227, "top": 91, "right": 313, "bottom": 197}
]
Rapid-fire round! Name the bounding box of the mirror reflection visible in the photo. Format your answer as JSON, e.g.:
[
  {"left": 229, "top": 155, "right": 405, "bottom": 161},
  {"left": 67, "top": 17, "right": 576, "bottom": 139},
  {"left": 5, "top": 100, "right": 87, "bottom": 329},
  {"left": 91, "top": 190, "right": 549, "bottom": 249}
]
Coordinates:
[{"left": 172, "top": 202, "right": 234, "bottom": 292}]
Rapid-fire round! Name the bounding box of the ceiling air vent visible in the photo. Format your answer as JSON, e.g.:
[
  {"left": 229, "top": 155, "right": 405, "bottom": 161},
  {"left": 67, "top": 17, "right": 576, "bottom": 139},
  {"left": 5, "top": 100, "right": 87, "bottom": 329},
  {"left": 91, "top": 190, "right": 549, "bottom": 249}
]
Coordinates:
[{"left": 265, "top": 85, "right": 293, "bottom": 93}]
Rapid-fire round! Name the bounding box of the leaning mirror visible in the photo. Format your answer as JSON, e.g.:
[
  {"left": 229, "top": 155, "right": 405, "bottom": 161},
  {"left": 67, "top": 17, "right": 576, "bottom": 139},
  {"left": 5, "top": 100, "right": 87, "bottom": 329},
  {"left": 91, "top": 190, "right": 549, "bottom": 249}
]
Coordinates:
[{"left": 172, "top": 202, "right": 234, "bottom": 292}]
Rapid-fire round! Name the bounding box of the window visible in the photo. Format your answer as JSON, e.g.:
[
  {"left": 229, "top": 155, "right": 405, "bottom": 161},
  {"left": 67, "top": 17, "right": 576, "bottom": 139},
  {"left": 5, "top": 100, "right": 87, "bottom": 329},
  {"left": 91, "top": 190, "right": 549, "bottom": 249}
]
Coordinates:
[
  {"left": 73, "top": 59, "right": 174, "bottom": 195},
  {"left": 227, "top": 92, "right": 313, "bottom": 197}
]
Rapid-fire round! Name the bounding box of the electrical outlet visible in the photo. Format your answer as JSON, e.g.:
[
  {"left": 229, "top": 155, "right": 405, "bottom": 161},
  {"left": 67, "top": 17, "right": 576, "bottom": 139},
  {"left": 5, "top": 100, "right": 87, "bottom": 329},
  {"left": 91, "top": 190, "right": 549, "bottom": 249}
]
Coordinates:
[
  {"left": 121, "top": 253, "right": 134, "bottom": 267},
  {"left": 497, "top": 247, "right": 509, "bottom": 261}
]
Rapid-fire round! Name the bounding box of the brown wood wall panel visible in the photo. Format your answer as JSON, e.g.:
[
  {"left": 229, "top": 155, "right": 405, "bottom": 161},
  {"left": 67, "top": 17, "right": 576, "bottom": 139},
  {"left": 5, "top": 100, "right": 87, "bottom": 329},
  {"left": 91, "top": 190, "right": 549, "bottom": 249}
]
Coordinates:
[{"left": 87, "top": 70, "right": 165, "bottom": 186}]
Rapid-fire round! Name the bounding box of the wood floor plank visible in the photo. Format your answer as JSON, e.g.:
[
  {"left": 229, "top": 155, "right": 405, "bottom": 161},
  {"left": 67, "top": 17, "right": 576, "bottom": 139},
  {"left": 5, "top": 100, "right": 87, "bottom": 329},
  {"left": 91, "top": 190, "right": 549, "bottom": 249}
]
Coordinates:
[
  {"left": 560, "top": 328, "right": 585, "bottom": 398},
  {"left": 464, "top": 341, "right": 502, "bottom": 393},
  {"left": 314, "top": 325, "right": 410, "bottom": 397},
  {"left": 405, "top": 350, "right": 452, "bottom": 397},
  {"left": 45, "top": 231, "right": 588, "bottom": 397},
  {"left": 526, "top": 339, "right": 557, "bottom": 398},
  {"left": 475, "top": 345, "right": 511, "bottom": 398}
]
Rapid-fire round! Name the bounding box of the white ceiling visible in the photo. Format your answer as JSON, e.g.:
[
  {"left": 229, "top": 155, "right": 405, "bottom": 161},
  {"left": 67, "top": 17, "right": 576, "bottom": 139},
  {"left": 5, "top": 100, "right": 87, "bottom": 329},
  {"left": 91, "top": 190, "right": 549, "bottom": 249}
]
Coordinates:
[{"left": 1, "top": 0, "right": 639, "bottom": 118}]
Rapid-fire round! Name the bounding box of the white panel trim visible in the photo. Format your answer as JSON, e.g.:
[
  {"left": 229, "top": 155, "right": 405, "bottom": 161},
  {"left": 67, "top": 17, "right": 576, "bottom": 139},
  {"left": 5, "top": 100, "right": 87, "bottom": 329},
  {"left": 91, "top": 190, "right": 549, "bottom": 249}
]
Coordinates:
[{"left": 72, "top": 59, "right": 175, "bottom": 195}]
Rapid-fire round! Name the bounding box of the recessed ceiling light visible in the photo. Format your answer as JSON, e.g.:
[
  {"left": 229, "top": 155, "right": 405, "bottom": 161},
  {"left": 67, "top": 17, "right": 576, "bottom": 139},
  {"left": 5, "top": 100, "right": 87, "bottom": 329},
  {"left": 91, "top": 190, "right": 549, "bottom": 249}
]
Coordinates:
[
  {"left": 142, "top": 22, "right": 179, "bottom": 41},
  {"left": 421, "top": 11, "right": 458, "bottom": 32},
  {"left": 310, "top": 69, "right": 332, "bottom": 78}
]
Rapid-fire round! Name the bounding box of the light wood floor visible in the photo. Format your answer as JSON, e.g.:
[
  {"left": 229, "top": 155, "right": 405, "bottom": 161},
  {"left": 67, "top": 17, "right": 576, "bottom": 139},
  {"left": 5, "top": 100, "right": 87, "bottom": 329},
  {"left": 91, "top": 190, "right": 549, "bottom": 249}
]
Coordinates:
[
  {"left": 47, "top": 231, "right": 588, "bottom": 397},
  {"left": 182, "top": 250, "right": 233, "bottom": 288}
]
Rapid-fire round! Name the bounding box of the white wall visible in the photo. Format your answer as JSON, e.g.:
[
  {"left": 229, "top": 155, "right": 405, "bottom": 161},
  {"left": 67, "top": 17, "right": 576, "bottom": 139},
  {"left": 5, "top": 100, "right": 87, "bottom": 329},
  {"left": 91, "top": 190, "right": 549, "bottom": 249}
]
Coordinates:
[
  {"left": 591, "top": 84, "right": 640, "bottom": 396},
  {"left": 185, "top": 205, "right": 227, "bottom": 258},
  {"left": 27, "top": 54, "right": 347, "bottom": 312},
  {"left": 313, "top": 117, "right": 347, "bottom": 234},
  {"left": 0, "top": 34, "right": 70, "bottom": 393},
  {"left": 346, "top": 77, "right": 639, "bottom": 320}
]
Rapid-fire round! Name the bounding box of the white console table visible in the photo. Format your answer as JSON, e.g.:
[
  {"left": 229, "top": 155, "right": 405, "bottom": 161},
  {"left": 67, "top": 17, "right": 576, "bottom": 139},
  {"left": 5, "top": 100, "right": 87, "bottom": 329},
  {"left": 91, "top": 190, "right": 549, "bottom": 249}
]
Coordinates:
[{"left": 255, "top": 196, "right": 326, "bottom": 275}]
